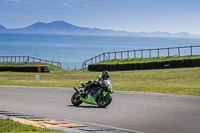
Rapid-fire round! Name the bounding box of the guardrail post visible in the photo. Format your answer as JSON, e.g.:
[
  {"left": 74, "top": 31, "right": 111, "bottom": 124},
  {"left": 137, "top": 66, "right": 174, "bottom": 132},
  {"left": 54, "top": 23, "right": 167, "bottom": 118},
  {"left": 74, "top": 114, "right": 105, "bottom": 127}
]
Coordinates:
[
  {"left": 157, "top": 49, "right": 160, "bottom": 57},
  {"left": 82, "top": 62, "right": 84, "bottom": 69},
  {"left": 115, "top": 52, "right": 117, "bottom": 59},
  {"left": 141, "top": 50, "right": 143, "bottom": 58},
  {"left": 75, "top": 63, "right": 76, "bottom": 70},
  {"left": 95, "top": 56, "right": 97, "bottom": 63},
  {"left": 67, "top": 63, "right": 69, "bottom": 69},
  {"left": 99, "top": 55, "right": 101, "bottom": 62},
  {"left": 178, "top": 47, "right": 180, "bottom": 56},
  {"left": 121, "top": 51, "right": 123, "bottom": 59},
  {"left": 127, "top": 51, "right": 129, "bottom": 58},
  {"left": 149, "top": 49, "right": 151, "bottom": 58},
  {"left": 134, "top": 50, "right": 136, "bottom": 58},
  {"left": 191, "top": 46, "right": 193, "bottom": 56},
  {"left": 168, "top": 48, "right": 170, "bottom": 56}
]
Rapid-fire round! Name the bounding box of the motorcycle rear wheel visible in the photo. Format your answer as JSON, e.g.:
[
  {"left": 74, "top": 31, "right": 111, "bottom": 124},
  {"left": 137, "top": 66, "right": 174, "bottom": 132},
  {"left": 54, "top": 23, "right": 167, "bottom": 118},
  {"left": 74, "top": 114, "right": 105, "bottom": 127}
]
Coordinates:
[
  {"left": 71, "top": 92, "right": 83, "bottom": 106},
  {"left": 97, "top": 93, "right": 112, "bottom": 108}
]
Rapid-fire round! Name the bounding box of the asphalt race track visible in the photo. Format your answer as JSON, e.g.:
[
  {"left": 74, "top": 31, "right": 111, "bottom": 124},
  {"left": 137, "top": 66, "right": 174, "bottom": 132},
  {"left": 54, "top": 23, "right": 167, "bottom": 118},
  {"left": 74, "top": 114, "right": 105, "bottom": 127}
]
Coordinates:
[{"left": 0, "top": 85, "right": 200, "bottom": 133}]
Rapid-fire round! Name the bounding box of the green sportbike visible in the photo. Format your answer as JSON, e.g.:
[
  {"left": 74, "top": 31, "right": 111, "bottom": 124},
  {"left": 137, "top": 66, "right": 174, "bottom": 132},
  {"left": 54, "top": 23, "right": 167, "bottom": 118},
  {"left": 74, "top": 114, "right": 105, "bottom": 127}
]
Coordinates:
[{"left": 71, "top": 80, "right": 114, "bottom": 108}]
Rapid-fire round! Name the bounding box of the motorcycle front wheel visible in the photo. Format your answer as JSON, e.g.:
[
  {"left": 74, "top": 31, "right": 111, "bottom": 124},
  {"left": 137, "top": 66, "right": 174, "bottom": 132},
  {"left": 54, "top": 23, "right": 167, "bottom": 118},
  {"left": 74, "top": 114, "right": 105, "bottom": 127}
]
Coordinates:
[
  {"left": 71, "top": 92, "right": 83, "bottom": 106},
  {"left": 97, "top": 93, "right": 112, "bottom": 108}
]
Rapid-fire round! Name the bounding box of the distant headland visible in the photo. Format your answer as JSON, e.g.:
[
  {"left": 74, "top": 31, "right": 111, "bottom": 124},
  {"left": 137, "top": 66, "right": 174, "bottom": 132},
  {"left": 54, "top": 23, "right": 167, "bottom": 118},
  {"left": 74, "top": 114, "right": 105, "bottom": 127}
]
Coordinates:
[{"left": 0, "top": 20, "right": 198, "bottom": 38}]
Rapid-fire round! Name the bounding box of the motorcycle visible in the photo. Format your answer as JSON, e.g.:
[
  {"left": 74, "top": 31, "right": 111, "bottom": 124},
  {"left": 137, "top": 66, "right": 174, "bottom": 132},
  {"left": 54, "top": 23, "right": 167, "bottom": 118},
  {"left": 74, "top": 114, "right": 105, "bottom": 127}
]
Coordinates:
[{"left": 71, "top": 80, "right": 114, "bottom": 108}]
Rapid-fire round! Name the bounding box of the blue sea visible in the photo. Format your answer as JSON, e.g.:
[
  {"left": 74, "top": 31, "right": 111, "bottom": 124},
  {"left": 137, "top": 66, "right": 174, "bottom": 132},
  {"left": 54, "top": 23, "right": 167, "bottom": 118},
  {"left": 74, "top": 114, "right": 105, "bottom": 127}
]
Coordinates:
[{"left": 0, "top": 33, "right": 200, "bottom": 69}]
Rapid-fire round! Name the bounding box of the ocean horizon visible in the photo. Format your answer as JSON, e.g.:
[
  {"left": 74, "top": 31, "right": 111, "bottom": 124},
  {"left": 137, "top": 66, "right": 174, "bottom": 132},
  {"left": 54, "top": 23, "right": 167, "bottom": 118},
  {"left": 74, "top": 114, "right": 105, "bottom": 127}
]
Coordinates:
[{"left": 0, "top": 33, "right": 200, "bottom": 69}]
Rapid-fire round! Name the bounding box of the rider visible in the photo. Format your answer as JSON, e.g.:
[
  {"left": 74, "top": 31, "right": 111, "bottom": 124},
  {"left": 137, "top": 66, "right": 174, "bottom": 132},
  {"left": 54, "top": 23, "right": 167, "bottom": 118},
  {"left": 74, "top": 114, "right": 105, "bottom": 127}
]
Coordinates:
[{"left": 81, "top": 70, "right": 110, "bottom": 95}]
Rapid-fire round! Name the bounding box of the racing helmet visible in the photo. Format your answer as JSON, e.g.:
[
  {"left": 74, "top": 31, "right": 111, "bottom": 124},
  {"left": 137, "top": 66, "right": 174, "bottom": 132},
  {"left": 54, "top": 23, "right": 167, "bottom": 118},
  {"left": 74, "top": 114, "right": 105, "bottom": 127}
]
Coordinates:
[{"left": 102, "top": 70, "right": 110, "bottom": 80}]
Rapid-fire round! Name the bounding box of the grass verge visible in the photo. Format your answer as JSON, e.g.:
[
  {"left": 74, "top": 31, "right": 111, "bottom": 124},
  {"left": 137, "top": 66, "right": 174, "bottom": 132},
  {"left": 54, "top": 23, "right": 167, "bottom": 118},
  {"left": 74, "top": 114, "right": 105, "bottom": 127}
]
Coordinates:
[
  {"left": 0, "top": 118, "right": 63, "bottom": 133},
  {"left": 95, "top": 55, "right": 200, "bottom": 64},
  {"left": 0, "top": 66, "right": 200, "bottom": 95}
]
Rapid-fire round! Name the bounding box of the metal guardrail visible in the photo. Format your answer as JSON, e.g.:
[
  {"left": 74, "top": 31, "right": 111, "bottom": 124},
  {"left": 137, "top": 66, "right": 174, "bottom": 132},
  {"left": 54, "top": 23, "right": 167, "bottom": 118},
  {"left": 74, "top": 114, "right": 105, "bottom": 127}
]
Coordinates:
[
  {"left": 0, "top": 56, "right": 62, "bottom": 68},
  {"left": 82, "top": 45, "right": 200, "bottom": 69}
]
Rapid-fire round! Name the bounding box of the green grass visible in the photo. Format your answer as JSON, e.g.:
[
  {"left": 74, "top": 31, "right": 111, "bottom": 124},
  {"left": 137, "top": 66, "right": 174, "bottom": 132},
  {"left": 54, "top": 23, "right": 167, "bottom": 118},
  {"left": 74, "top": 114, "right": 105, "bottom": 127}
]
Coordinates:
[
  {"left": 95, "top": 55, "right": 200, "bottom": 64},
  {"left": 0, "top": 118, "right": 63, "bottom": 133},
  {"left": 0, "top": 66, "right": 200, "bottom": 95}
]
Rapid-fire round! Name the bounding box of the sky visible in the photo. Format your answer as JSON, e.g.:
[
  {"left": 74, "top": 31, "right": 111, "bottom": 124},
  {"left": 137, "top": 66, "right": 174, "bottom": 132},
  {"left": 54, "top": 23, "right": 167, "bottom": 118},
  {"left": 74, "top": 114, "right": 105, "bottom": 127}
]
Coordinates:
[{"left": 0, "top": 0, "right": 200, "bottom": 34}]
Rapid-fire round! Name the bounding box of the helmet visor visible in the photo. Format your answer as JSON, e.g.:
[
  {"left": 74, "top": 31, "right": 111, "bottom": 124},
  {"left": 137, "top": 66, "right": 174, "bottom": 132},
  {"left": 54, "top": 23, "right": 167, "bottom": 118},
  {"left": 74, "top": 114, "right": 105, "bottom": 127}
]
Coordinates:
[{"left": 104, "top": 75, "right": 109, "bottom": 80}]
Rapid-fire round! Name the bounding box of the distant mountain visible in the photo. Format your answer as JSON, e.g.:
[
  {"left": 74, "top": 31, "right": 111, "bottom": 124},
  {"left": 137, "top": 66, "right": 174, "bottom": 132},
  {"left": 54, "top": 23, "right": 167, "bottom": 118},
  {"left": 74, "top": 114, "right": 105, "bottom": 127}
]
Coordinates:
[
  {"left": 0, "top": 20, "right": 197, "bottom": 38},
  {"left": 22, "top": 21, "right": 83, "bottom": 31}
]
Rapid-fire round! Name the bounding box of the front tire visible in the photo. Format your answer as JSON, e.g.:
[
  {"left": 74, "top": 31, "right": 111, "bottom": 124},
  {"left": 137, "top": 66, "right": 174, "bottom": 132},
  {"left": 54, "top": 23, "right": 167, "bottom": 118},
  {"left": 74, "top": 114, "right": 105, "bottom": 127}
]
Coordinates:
[
  {"left": 97, "top": 93, "right": 112, "bottom": 108},
  {"left": 71, "top": 92, "right": 83, "bottom": 106}
]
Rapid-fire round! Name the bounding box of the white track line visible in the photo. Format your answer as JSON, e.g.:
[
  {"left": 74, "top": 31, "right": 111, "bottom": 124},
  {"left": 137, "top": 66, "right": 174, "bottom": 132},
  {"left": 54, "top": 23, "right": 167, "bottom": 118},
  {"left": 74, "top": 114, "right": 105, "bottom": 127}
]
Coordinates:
[{"left": 62, "top": 118, "right": 146, "bottom": 133}]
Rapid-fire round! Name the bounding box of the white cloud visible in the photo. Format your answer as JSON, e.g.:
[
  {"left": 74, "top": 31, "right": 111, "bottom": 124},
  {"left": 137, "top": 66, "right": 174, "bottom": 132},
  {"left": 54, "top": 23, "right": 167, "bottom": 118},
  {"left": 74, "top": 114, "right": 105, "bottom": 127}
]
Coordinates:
[
  {"left": 63, "top": 3, "right": 71, "bottom": 8},
  {"left": 83, "top": 4, "right": 89, "bottom": 10}
]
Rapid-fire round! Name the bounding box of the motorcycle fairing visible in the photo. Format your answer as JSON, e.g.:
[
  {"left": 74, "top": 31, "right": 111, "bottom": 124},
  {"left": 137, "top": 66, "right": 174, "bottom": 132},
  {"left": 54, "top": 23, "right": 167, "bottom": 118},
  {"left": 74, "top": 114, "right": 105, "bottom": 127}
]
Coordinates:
[{"left": 80, "top": 94, "right": 97, "bottom": 105}]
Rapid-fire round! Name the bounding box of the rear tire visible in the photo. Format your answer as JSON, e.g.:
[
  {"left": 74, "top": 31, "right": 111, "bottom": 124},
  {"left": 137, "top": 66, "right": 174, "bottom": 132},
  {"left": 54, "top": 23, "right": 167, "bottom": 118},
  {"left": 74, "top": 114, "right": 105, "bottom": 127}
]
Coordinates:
[
  {"left": 71, "top": 92, "right": 83, "bottom": 106},
  {"left": 97, "top": 93, "right": 112, "bottom": 108}
]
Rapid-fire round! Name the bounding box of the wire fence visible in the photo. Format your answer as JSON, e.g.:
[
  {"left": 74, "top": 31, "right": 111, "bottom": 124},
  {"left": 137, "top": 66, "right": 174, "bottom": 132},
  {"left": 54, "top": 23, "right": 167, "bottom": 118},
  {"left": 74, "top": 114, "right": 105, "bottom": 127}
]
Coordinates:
[
  {"left": 0, "top": 56, "right": 62, "bottom": 68},
  {"left": 61, "top": 62, "right": 82, "bottom": 70},
  {"left": 82, "top": 45, "right": 200, "bottom": 69}
]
